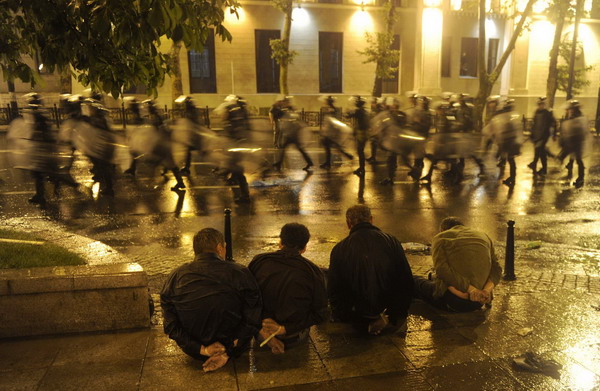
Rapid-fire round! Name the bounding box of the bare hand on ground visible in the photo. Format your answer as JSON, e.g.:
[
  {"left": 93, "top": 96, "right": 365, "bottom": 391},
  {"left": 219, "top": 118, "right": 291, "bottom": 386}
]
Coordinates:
[
  {"left": 202, "top": 353, "right": 229, "bottom": 372},
  {"left": 202, "top": 341, "right": 226, "bottom": 357}
]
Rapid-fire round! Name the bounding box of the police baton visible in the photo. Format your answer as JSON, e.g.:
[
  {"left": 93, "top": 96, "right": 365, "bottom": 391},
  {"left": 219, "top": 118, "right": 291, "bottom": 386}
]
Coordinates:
[{"left": 224, "top": 208, "right": 233, "bottom": 261}]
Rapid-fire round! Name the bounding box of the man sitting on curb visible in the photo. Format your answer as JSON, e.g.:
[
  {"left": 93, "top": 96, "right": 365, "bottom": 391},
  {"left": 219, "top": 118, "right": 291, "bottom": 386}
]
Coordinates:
[
  {"left": 328, "top": 205, "right": 414, "bottom": 335},
  {"left": 161, "top": 228, "right": 262, "bottom": 371},
  {"left": 249, "top": 223, "right": 328, "bottom": 354},
  {"left": 413, "top": 217, "right": 502, "bottom": 312}
]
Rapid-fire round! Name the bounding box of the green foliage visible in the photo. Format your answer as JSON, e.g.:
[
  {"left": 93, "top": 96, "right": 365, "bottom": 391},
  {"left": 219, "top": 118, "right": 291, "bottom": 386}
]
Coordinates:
[
  {"left": 0, "top": 229, "right": 86, "bottom": 269},
  {"left": 270, "top": 38, "right": 298, "bottom": 66},
  {"left": 556, "top": 38, "right": 594, "bottom": 95},
  {"left": 357, "top": 32, "right": 399, "bottom": 79},
  {"left": 0, "top": 0, "right": 239, "bottom": 98}
]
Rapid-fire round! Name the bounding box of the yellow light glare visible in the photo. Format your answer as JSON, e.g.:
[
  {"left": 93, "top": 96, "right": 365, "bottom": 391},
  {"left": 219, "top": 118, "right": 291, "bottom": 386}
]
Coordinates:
[
  {"left": 224, "top": 7, "right": 246, "bottom": 24},
  {"left": 422, "top": 7, "right": 443, "bottom": 38},
  {"left": 516, "top": 0, "right": 527, "bottom": 12},
  {"left": 350, "top": 10, "right": 374, "bottom": 32},
  {"left": 423, "top": 0, "right": 442, "bottom": 7},
  {"left": 451, "top": 0, "right": 462, "bottom": 10},
  {"left": 292, "top": 7, "right": 310, "bottom": 27},
  {"left": 584, "top": 0, "right": 592, "bottom": 13},
  {"left": 533, "top": 0, "right": 550, "bottom": 13},
  {"left": 485, "top": 18, "right": 497, "bottom": 36}
]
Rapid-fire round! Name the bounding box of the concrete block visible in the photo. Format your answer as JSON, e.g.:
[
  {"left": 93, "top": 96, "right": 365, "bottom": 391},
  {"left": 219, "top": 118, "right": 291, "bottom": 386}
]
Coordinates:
[{"left": 0, "top": 263, "right": 150, "bottom": 338}]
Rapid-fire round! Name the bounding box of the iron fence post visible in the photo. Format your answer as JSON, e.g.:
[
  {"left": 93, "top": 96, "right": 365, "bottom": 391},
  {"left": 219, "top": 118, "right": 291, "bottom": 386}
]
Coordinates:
[{"left": 503, "top": 220, "right": 516, "bottom": 280}]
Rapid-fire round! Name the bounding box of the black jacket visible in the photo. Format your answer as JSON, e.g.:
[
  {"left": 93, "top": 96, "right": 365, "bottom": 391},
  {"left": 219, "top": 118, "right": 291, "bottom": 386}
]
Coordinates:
[
  {"left": 249, "top": 249, "right": 328, "bottom": 334},
  {"left": 328, "top": 223, "right": 413, "bottom": 323},
  {"left": 531, "top": 108, "right": 556, "bottom": 142},
  {"left": 160, "top": 253, "right": 262, "bottom": 359}
]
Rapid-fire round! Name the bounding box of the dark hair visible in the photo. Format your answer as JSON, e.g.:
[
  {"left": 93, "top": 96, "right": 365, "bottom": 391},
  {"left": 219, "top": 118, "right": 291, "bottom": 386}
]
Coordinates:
[
  {"left": 346, "top": 205, "right": 372, "bottom": 227},
  {"left": 280, "top": 223, "right": 310, "bottom": 251},
  {"left": 193, "top": 228, "right": 224, "bottom": 254},
  {"left": 440, "top": 217, "right": 464, "bottom": 232}
]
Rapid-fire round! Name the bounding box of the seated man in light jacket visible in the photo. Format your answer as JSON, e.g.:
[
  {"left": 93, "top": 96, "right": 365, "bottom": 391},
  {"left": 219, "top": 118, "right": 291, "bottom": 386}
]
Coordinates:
[{"left": 413, "top": 217, "right": 502, "bottom": 312}]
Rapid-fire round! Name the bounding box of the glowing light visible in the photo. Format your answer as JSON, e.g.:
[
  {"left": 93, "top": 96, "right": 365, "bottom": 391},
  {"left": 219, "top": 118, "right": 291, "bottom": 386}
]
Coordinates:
[
  {"left": 38, "top": 63, "right": 44, "bottom": 71},
  {"left": 584, "top": 0, "right": 592, "bottom": 13},
  {"left": 516, "top": 0, "right": 527, "bottom": 12},
  {"left": 451, "top": 0, "right": 462, "bottom": 10},
  {"left": 227, "top": 148, "right": 262, "bottom": 152},
  {"left": 224, "top": 7, "right": 246, "bottom": 24},
  {"left": 424, "top": 0, "right": 442, "bottom": 7},
  {"left": 422, "top": 8, "right": 443, "bottom": 38},
  {"left": 485, "top": 18, "right": 497, "bottom": 36},
  {"left": 350, "top": 10, "right": 374, "bottom": 33},
  {"left": 486, "top": 0, "right": 491, "bottom": 11},
  {"left": 533, "top": 0, "right": 550, "bottom": 13},
  {"left": 292, "top": 7, "right": 310, "bottom": 27}
]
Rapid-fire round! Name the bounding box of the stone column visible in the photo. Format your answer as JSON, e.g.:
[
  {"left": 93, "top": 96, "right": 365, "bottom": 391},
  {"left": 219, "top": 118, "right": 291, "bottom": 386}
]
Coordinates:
[{"left": 417, "top": 1, "right": 443, "bottom": 96}]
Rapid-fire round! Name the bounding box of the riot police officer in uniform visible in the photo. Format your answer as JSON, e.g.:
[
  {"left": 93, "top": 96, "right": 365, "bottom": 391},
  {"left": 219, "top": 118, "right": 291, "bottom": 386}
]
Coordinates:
[
  {"left": 558, "top": 100, "right": 587, "bottom": 188},
  {"left": 346, "top": 96, "right": 370, "bottom": 176},
  {"left": 528, "top": 97, "right": 556, "bottom": 176},
  {"left": 221, "top": 95, "right": 251, "bottom": 203},
  {"left": 320, "top": 95, "right": 353, "bottom": 169},
  {"left": 272, "top": 98, "right": 314, "bottom": 172}
]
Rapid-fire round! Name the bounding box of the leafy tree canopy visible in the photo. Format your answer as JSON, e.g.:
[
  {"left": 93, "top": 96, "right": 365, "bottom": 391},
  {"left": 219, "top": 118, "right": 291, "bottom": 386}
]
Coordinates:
[{"left": 0, "top": 0, "right": 239, "bottom": 98}]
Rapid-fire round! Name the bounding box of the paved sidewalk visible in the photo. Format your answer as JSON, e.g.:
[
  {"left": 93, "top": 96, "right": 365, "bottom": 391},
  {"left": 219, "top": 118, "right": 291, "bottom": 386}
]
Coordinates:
[{"left": 2, "top": 263, "right": 600, "bottom": 391}]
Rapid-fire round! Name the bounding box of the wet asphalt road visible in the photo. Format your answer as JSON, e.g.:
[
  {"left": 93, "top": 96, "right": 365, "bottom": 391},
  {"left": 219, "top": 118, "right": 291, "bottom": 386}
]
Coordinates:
[{"left": 1, "top": 132, "right": 599, "bottom": 285}]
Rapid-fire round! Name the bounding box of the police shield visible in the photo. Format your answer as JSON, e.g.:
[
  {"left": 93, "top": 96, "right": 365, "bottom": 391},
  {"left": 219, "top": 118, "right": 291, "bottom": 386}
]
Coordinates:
[{"left": 71, "top": 120, "right": 115, "bottom": 162}]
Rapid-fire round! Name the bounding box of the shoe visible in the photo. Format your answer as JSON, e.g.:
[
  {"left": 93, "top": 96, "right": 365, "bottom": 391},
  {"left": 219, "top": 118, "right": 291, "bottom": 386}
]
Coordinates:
[
  {"left": 527, "top": 162, "right": 536, "bottom": 170},
  {"left": 124, "top": 168, "right": 136, "bottom": 176},
  {"left": 320, "top": 163, "right": 331, "bottom": 169},
  {"left": 366, "top": 157, "right": 377, "bottom": 164},
  {"left": 28, "top": 195, "right": 45, "bottom": 204},
  {"left": 171, "top": 183, "right": 186, "bottom": 191},
  {"left": 180, "top": 168, "right": 191, "bottom": 176},
  {"left": 502, "top": 177, "right": 515, "bottom": 187},
  {"left": 573, "top": 177, "right": 584, "bottom": 188},
  {"left": 536, "top": 168, "right": 547, "bottom": 176},
  {"left": 302, "top": 164, "right": 313, "bottom": 171},
  {"left": 407, "top": 169, "right": 421, "bottom": 181},
  {"left": 379, "top": 177, "right": 393, "bottom": 185},
  {"left": 345, "top": 153, "right": 354, "bottom": 160},
  {"left": 353, "top": 168, "right": 365, "bottom": 176}
]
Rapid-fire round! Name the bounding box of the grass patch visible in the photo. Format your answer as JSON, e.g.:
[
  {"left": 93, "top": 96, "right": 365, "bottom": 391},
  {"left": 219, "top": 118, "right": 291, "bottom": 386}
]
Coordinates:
[{"left": 0, "top": 229, "right": 86, "bottom": 269}]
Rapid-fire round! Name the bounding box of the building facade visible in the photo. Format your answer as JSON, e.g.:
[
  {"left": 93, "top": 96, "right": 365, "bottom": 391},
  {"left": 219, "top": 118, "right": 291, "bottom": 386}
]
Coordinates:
[{"left": 2, "top": 0, "right": 600, "bottom": 119}]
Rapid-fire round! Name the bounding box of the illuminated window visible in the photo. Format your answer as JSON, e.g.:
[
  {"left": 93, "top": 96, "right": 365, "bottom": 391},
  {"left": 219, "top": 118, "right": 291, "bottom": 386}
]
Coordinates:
[
  {"left": 382, "top": 34, "right": 400, "bottom": 94},
  {"left": 441, "top": 36, "right": 451, "bottom": 77},
  {"left": 460, "top": 37, "right": 478, "bottom": 78},
  {"left": 255, "top": 30, "right": 281, "bottom": 93},
  {"left": 319, "top": 32, "right": 343, "bottom": 93},
  {"left": 487, "top": 38, "right": 499, "bottom": 74},
  {"left": 188, "top": 29, "right": 217, "bottom": 93}
]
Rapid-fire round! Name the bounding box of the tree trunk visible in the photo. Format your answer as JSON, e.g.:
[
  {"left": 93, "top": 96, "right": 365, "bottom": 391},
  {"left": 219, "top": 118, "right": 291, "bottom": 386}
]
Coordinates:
[
  {"left": 279, "top": 4, "right": 292, "bottom": 95},
  {"left": 474, "top": 0, "right": 536, "bottom": 126},
  {"left": 371, "top": 0, "right": 396, "bottom": 98},
  {"left": 59, "top": 68, "right": 72, "bottom": 94},
  {"left": 566, "top": 0, "right": 584, "bottom": 100},
  {"left": 170, "top": 41, "right": 184, "bottom": 104},
  {"left": 546, "top": 0, "right": 569, "bottom": 108}
]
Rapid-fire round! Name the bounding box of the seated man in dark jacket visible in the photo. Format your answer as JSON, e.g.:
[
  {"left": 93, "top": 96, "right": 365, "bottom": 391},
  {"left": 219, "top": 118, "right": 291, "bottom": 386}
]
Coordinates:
[
  {"left": 249, "top": 223, "right": 328, "bottom": 354},
  {"left": 160, "top": 228, "right": 262, "bottom": 371},
  {"left": 328, "top": 205, "right": 414, "bottom": 335}
]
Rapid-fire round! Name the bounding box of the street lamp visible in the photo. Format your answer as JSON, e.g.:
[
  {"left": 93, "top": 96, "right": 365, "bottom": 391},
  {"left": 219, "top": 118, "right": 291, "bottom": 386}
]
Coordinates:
[{"left": 423, "top": 0, "right": 442, "bottom": 7}]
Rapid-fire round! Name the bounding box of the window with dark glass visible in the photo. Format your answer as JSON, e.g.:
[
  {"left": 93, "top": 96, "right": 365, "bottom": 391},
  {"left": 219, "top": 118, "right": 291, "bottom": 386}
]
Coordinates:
[
  {"left": 487, "top": 38, "right": 499, "bottom": 74},
  {"left": 255, "top": 29, "right": 281, "bottom": 93},
  {"left": 318, "top": 0, "right": 342, "bottom": 4},
  {"left": 460, "top": 37, "right": 478, "bottom": 78},
  {"left": 123, "top": 84, "right": 147, "bottom": 95},
  {"left": 441, "top": 36, "right": 452, "bottom": 77},
  {"left": 382, "top": 34, "right": 400, "bottom": 94},
  {"left": 188, "top": 29, "right": 217, "bottom": 93},
  {"left": 319, "top": 32, "right": 343, "bottom": 93}
]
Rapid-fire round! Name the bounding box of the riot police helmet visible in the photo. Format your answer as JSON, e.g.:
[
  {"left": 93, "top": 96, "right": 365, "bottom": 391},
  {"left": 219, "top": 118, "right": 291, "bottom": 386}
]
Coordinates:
[{"left": 24, "top": 92, "right": 43, "bottom": 108}]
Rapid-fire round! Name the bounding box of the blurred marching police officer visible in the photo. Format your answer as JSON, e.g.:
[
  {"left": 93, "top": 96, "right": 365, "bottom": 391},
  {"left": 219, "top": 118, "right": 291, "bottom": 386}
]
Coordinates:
[
  {"left": 142, "top": 99, "right": 186, "bottom": 191},
  {"left": 346, "top": 96, "right": 369, "bottom": 176},
  {"left": 558, "top": 100, "right": 588, "bottom": 188},
  {"left": 455, "top": 94, "right": 485, "bottom": 177},
  {"left": 179, "top": 95, "right": 203, "bottom": 175},
  {"left": 367, "top": 97, "right": 384, "bottom": 163},
  {"left": 272, "top": 97, "right": 314, "bottom": 172},
  {"left": 409, "top": 95, "right": 432, "bottom": 180},
  {"left": 380, "top": 97, "right": 409, "bottom": 185},
  {"left": 320, "top": 95, "right": 353, "bottom": 169},
  {"left": 123, "top": 97, "right": 144, "bottom": 176},
  {"left": 491, "top": 99, "right": 522, "bottom": 187},
  {"left": 221, "top": 95, "right": 251, "bottom": 203},
  {"left": 528, "top": 97, "right": 556, "bottom": 176}
]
